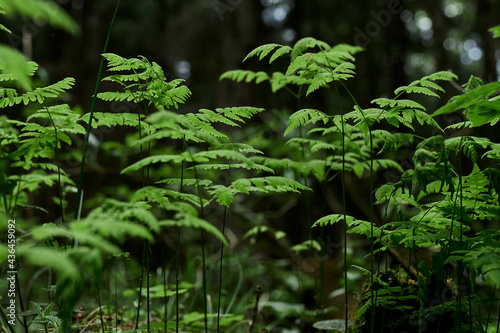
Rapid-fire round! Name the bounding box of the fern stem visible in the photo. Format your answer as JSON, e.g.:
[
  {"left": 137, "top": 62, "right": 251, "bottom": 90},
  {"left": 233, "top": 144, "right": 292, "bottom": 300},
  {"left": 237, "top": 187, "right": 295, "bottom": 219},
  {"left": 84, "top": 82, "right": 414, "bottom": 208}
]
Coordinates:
[
  {"left": 334, "top": 82, "right": 348, "bottom": 329},
  {"left": 0, "top": 304, "right": 16, "bottom": 333},
  {"left": 176, "top": 154, "right": 186, "bottom": 333},
  {"left": 96, "top": 283, "right": 106, "bottom": 333},
  {"left": 216, "top": 206, "right": 227, "bottom": 333},
  {"left": 74, "top": 0, "right": 122, "bottom": 220},
  {"left": 135, "top": 244, "right": 145, "bottom": 331}
]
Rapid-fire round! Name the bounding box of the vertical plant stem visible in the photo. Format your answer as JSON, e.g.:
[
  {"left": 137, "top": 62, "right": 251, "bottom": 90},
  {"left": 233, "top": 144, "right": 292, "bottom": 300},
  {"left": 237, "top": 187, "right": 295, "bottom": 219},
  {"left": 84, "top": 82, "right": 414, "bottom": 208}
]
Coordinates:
[
  {"left": 146, "top": 241, "right": 151, "bottom": 333},
  {"left": 201, "top": 229, "right": 208, "bottom": 332},
  {"left": 176, "top": 156, "right": 185, "bottom": 333},
  {"left": 248, "top": 285, "right": 262, "bottom": 333},
  {"left": 135, "top": 245, "right": 146, "bottom": 330},
  {"left": 74, "top": 0, "right": 122, "bottom": 220},
  {"left": 96, "top": 282, "right": 106, "bottom": 333},
  {"left": 334, "top": 82, "right": 348, "bottom": 329},
  {"left": 14, "top": 273, "right": 28, "bottom": 333},
  {"left": 162, "top": 234, "right": 168, "bottom": 333},
  {"left": 0, "top": 304, "right": 16, "bottom": 333},
  {"left": 217, "top": 206, "right": 228, "bottom": 333}
]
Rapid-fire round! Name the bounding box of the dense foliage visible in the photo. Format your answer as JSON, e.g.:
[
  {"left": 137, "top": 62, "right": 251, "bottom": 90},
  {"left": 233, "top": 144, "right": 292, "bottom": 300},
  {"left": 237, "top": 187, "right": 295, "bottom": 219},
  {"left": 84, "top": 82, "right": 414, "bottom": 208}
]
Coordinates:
[{"left": 1, "top": 1, "right": 500, "bottom": 333}]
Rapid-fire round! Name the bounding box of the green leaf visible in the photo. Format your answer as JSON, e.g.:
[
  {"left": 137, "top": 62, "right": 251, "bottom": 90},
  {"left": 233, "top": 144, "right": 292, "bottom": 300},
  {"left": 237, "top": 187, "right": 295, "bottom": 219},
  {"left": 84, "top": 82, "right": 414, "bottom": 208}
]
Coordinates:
[
  {"left": 489, "top": 25, "right": 500, "bottom": 38},
  {"left": 0, "top": 0, "right": 79, "bottom": 34},
  {"left": 433, "top": 81, "right": 500, "bottom": 116},
  {"left": 291, "top": 37, "right": 330, "bottom": 60},
  {"left": 284, "top": 109, "right": 329, "bottom": 136},
  {"left": 243, "top": 43, "right": 292, "bottom": 63},
  {"left": 465, "top": 99, "right": 500, "bottom": 127},
  {"left": 0, "top": 46, "right": 34, "bottom": 91}
]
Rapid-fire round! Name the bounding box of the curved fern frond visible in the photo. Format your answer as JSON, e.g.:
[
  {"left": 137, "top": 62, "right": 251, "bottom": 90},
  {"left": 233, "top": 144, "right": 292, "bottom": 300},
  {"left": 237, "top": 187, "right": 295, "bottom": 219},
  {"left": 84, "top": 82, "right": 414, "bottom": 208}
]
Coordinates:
[
  {"left": 159, "top": 213, "right": 227, "bottom": 246},
  {"left": 243, "top": 43, "right": 292, "bottom": 63},
  {"left": 219, "top": 70, "right": 270, "bottom": 83},
  {"left": 291, "top": 37, "right": 330, "bottom": 60},
  {"left": 285, "top": 109, "right": 330, "bottom": 136}
]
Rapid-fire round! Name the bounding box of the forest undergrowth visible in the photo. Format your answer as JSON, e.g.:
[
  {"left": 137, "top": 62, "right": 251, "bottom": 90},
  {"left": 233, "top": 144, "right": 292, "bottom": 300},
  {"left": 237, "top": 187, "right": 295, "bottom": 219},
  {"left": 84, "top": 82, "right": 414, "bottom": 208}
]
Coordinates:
[{"left": 1, "top": 1, "right": 500, "bottom": 333}]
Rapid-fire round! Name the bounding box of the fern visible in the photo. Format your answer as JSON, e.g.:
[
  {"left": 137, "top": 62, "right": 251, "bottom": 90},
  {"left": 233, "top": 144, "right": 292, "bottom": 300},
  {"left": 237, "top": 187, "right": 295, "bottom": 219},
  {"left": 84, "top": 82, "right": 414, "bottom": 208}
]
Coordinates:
[
  {"left": 284, "top": 109, "right": 330, "bottom": 136},
  {"left": 208, "top": 176, "right": 310, "bottom": 207},
  {"left": 159, "top": 212, "right": 227, "bottom": 246},
  {"left": 394, "top": 71, "right": 456, "bottom": 97},
  {"left": 243, "top": 43, "right": 292, "bottom": 63},
  {"left": 433, "top": 81, "right": 500, "bottom": 117},
  {"left": 219, "top": 70, "right": 270, "bottom": 83}
]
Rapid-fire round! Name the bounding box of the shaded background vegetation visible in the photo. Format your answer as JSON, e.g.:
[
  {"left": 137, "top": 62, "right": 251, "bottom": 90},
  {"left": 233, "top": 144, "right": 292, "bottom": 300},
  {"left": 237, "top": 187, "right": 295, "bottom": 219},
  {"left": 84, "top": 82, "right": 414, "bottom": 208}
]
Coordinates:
[{"left": 2, "top": 0, "right": 500, "bottom": 329}]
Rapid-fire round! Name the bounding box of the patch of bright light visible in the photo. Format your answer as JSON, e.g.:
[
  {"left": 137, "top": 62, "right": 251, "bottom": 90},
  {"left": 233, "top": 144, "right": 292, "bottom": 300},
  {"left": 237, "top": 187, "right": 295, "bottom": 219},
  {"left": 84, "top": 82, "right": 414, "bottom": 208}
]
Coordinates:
[
  {"left": 417, "top": 17, "right": 432, "bottom": 31},
  {"left": 443, "top": 38, "right": 456, "bottom": 51},
  {"left": 463, "top": 39, "right": 477, "bottom": 52},
  {"left": 282, "top": 28, "right": 296, "bottom": 42},
  {"left": 400, "top": 10, "right": 412, "bottom": 23},
  {"left": 460, "top": 53, "right": 472, "bottom": 66},
  {"left": 175, "top": 60, "right": 191, "bottom": 80},
  {"left": 468, "top": 47, "right": 483, "bottom": 61}
]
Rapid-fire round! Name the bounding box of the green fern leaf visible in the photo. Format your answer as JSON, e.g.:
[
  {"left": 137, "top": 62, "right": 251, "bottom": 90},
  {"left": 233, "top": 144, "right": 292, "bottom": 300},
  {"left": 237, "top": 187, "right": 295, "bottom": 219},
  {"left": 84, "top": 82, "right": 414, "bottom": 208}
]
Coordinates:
[
  {"left": 121, "top": 154, "right": 188, "bottom": 174},
  {"left": 306, "top": 72, "right": 334, "bottom": 96},
  {"left": 219, "top": 70, "right": 270, "bottom": 84},
  {"left": 285, "top": 109, "right": 329, "bottom": 136},
  {"left": 208, "top": 185, "right": 237, "bottom": 207},
  {"left": 291, "top": 37, "right": 330, "bottom": 60},
  {"left": 394, "top": 85, "right": 440, "bottom": 97},
  {"left": 159, "top": 213, "right": 227, "bottom": 246},
  {"left": 81, "top": 112, "right": 143, "bottom": 128},
  {"left": 371, "top": 98, "right": 425, "bottom": 110},
  {"left": 311, "top": 214, "right": 355, "bottom": 228},
  {"left": 433, "top": 81, "right": 500, "bottom": 117},
  {"left": 243, "top": 43, "right": 292, "bottom": 63}
]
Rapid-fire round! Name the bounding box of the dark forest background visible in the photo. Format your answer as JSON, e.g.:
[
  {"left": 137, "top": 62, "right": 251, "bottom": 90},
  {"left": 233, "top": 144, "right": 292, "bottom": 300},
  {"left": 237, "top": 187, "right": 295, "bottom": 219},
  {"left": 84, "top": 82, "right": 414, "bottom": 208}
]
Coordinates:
[{"left": 3, "top": 0, "right": 500, "bottom": 113}]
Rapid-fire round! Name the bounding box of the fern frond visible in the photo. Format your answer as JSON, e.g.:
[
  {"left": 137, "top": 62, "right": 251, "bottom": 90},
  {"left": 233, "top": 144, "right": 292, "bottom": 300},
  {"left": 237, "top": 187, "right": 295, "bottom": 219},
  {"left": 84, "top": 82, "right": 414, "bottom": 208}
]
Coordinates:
[
  {"left": 352, "top": 159, "right": 404, "bottom": 178},
  {"left": 121, "top": 154, "right": 188, "bottom": 174},
  {"left": 185, "top": 113, "right": 228, "bottom": 139},
  {"left": 0, "top": 77, "right": 75, "bottom": 107},
  {"left": 243, "top": 43, "right": 292, "bottom": 63},
  {"left": 159, "top": 213, "right": 227, "bottom": 246},
  {"left": 311, "top": 214, "right": 355, "bottom": 228},
  {"left": 207, "top": 185, "right": 238, "bottom": 207},
  {"left": 291, "top": 37, "right": 330, "bottom": 60},
  {"left": 286, "top": 138, "right": 336, "bottom": 154},
  {"left": 219, "top": 70, "right": 270, "bottom": 84},
  {"left": 81, "top": 112, "right": 144, "bottom": 128},
  {"left": 371, "top": 98, "right": 425, "bottom": 110},
  {"left": 433, "top": 81, "right": 500, "bottom": 117},
  {"left": 210, "top": 143, "right": 262, "bottom": 154},
  {"left": 231, "top": 176, "right": 310, "bottom": 195},
  {"left": 215, "top": 106, "right": 265, "bottom": 123},
  {"left": 284, "top": 109, "right": 330, "bottom": 136},
  {"left": 102, "top": 53, "right": 146, "bottom": 71},
  {"left": 0, "top": 46, "right": 35, "bottom": 91}
]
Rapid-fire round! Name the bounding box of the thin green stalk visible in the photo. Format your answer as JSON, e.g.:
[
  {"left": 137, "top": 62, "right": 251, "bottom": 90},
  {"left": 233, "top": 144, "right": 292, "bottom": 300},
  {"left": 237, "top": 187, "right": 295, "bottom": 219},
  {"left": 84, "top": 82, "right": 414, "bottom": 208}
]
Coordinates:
[
  {"left": 146, "top": 241, "right": 151, "bottom": 333},
  {"left": 485, "top": 286, "right": 496, "bottom": 332},
  {"left": 162, "top": 235, "right": 168, "bottom": 333},
  {"left": 0, "top": 304, "right": 16, "bottom": 333},
  {"left": 96, "top": 282, "right": 106, "bottom": 333},
  {"left": 217, "top": 206, "right": 228, "bottom": 333},
  {"left": 14, "top": 272, "right": 28, "bottom": 333},
  {"left": 74, "top": 0, "right": 122, "bottom": 220},
  {"left": 176, "top": 153, "right": 186, "bottom": 333},
  {"left": 135, "top": 245, "right": 146, "bottom": 331},
  {"left": 334, "top": 82, "right": 348, "bottom": 329}
]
